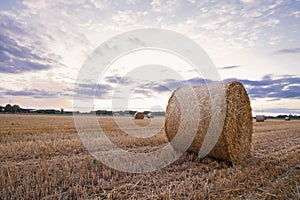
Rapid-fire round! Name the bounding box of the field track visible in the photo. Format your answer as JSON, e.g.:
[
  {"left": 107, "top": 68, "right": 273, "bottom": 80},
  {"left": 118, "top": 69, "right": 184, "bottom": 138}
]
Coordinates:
[{"left": 0, "top": 114, "right": 299, "bottom": 199}]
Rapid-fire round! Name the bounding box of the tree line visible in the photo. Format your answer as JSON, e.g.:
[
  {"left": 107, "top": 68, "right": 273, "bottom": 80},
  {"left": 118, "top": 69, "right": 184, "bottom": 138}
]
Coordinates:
[
  {"left": 265, "top": 114, "right": 300, "bottom": 119},
  {"left": 0, "top": 104, "right": 61, "bottom": 114},
  {"left": 0, "top": 104, "right": 21, "bottom": 113},
  {"left": 1, "top": 103, "right": 300, "bottom": 118}
]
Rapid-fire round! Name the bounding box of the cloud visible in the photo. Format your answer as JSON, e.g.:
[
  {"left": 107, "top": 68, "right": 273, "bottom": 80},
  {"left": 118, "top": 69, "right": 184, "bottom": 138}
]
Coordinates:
[
  {"left": 0, "top": 59, "right": 52, "bottom": 74},
  {"left": 274, "top": 48, "right": 300, "bottom": 55},
  {"left": 151, "top": 0, "right": 179, "bottom": 13},
  {"left": 218, "top": 65, "right": 241, "bottom": 70},
  {"left": 289, "top": 11, "right": 300, "bottom": 18},
  {"left": 240, "top": 0, "right": 255, "bottom": 4},
  {"left": 107, "top": 75, "right": 297, "bottom": 100},
  {"left": 5, "top": 89, "right": 59, "bottom": 99},
  {"left": 123, "top": 75, "right": 298, "bottom": 102},
  {"left": 138, "top": 75, "right": 300, "bottom": 100},
  {"left": 253, "top": 108, "right": 300, "bottom": 114},
  {"left": 73, "top": 83, "right": 114, "bottom": 99},
  {"left": 2, "top": 73, "right": 300, "bottom": 108},
  {"left": 265, "top": 98, "right": 281, "bottom": 102},
  {"left": 224, "top": 75, "right": 300, "bottom": 99},
  {"left": 89, "top": 0, "right": 107, "bottom": 9},
  {"left": 132, "top": 77, "right": 212, "bottom": 97},
  {"left": 105, "top": 75, "right": 134, "bottom": 85},
  {"left": 0, "top": 14, "right": 58, "bottom": 74},
  {"left": 2, "top": 0, "right": 294, "bottom": 71},
  {"left": 2, "top": 81, "right": 115, "bottom": 100}
]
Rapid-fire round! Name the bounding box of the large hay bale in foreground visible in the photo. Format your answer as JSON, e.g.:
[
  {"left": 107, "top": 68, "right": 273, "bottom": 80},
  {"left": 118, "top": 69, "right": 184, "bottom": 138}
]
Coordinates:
[
  {"left": 134, "top": 112, "right": 144, "bottom": 119},
  {"left": 165, "top": 81, "right": 252, "bottom": 164}
]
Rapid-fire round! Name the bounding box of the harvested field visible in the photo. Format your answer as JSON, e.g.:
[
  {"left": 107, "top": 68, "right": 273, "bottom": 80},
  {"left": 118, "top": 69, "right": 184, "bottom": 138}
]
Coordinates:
[{"left": 0, "top": 114, "right": 299, "bottom": 199}]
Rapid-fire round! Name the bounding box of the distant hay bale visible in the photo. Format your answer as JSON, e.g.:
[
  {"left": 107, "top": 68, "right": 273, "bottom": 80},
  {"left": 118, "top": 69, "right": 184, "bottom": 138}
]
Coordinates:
[
  {"left": 134, "top": 112, "right": 144, "bottom": 119},
  {"left": 256, "top": 115, "right": 265, "bottom": 122},
  {"left": 165, "top": 81, "right": 253, "bottom": 164},
  {"left": 147, "top": 113, "right": 154, "bottom": 118}
]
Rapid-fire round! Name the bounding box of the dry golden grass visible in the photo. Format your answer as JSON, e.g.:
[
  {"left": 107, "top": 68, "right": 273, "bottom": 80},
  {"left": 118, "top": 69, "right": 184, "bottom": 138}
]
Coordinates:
[{"left": 0, "top": 114, "right": 299, "bottom": 199}]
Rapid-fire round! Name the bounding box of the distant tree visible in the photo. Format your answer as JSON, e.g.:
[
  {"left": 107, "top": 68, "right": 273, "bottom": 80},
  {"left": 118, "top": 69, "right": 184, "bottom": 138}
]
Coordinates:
[
  {"left": 12, "top": 105, "right": 21, "bottom": 113},
  {"left": 276, "top": 114, "right": 287, "bottom": 119},
  {"left": 42, "top": 109, "right": 56, "bottom": 114},
  {"left": 4, "top": 104, "right": 12, "bottom": 113}
]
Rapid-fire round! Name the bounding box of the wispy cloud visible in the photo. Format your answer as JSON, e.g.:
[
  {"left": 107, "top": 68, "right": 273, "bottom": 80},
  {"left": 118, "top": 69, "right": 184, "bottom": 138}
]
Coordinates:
[
  {"left": 274, "top": 48, "right": 300, "bottom": 55},
  {"left": 131, "top": 77, "right": 212, "bottom": 97},
  {"left": 105, "top": 75, "right": 134, "bottom": 85},
  {"left": 5, "top": 89, "right": 60, "bottom": 99},
  {"left": 253, "top": 108, "right": 300, "bottom": 114},
  {"left": 218, "top": 65, "right": 241, "bottom": 70},
  {"left": 3, "top": 82, "right": 115, "bottom": 100},
  {"left": 225, "top": 75, "right": 300, "bottom": 99},
  {"left": 102, "top": 74, "right": 300, "bottom": 100},
  {"left": 73, "top": 83, "right": 114, "bottom": 99},
  {"left": 0, "top": 14, "right": 58, "bottom": 74}
]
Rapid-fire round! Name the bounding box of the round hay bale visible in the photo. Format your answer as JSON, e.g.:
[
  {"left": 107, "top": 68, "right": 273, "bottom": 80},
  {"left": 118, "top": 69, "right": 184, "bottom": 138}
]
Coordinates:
[
  {"left": 256, "top": 115, "right": 265, "bottom": 122},
  {"left": 147, "top": 113, "right": 154, "bottom": 118},
  {"left": 134, "top": 112, "right": 144, "bottom": 119},
  {"left": 165, "top": 81, "right": 252, "bottom": 164}
]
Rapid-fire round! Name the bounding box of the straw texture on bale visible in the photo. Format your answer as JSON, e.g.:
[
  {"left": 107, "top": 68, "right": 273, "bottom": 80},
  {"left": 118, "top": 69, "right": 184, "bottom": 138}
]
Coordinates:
[
  {"left": 165, "top": 81, "right": 252, "bottom": 164},
  {"left": 134, "top": 112, "right": 144, "bottom": 119}
]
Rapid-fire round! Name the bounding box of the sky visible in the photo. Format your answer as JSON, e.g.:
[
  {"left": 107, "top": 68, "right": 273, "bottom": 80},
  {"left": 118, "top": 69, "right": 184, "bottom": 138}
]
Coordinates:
[{"left": 0, "top": 0, "right": 299, "bottom": 115}]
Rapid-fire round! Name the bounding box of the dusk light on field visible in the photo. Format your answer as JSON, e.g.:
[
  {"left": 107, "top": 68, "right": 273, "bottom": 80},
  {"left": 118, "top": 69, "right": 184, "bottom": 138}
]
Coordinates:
[{"left": 1, "top": 1, "right": 300, "bottom": 199}]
